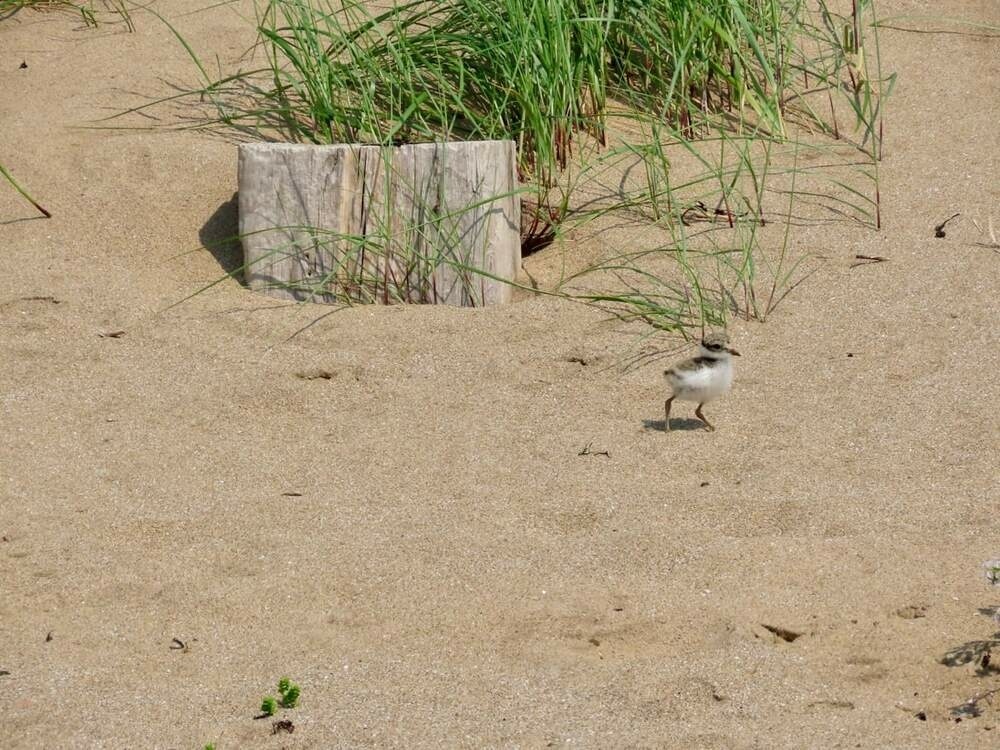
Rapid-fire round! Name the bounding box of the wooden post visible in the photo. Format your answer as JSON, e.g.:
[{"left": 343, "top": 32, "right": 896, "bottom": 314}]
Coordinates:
[{"left": 238, "top": 141, "right": 520, "bottom": 306}]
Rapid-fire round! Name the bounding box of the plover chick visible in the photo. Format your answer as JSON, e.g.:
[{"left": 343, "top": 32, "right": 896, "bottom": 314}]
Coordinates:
[{"left": 663, "top": 332, "right": 740, "bottom": 431}]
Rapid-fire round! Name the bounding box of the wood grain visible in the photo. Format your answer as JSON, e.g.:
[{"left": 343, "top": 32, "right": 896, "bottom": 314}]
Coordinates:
[{"left": 238, "top": 142, "right": 520, "bottom": 305}]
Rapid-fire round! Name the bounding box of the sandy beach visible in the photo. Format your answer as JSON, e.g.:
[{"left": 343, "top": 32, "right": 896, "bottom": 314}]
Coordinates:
[{"left": 1, "top": 1, "right": 999, "bottom": 747}]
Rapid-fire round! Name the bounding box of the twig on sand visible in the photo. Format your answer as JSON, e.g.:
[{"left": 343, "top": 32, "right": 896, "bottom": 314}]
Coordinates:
[
  {"left": 934, "top": 212, "right": 960, "bottom": 238},
  {"left": 849, "top": 254, "right": 888, "bottom": 268},
  {"left": 578, "top": 441, "right": 610, "bottom": 457}
]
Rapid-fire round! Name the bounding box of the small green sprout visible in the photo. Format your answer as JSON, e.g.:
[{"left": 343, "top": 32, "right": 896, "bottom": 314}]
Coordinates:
[
  {"left": 258, "top": 677, "right": 300, "bottom": 717},
  {"left": 260, "top": 696, "right": 277, "bottom": 716},
  {"left": 983, "top": 560, "right": 1000, "bottom": 587},
  {"left": 278, "top": 677, "right": 300, "bottom": 708}
]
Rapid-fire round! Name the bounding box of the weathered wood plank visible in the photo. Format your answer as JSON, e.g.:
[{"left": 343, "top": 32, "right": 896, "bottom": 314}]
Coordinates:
[{"left": 238, "top": 141, "right": 520, "bottom": 305}]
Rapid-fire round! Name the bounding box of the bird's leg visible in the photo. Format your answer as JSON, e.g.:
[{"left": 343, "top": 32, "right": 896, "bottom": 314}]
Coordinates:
[
  {"left": 695, "top": 403, "right": 715, "bottom": 431},
  {"left": 664, "top": 396, "right": 674, "bottom": 432}
]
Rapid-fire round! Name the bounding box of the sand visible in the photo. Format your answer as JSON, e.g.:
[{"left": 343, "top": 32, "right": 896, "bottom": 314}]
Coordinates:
[{"left": 1, "top": 1, "right": 999, "bottom": 747}]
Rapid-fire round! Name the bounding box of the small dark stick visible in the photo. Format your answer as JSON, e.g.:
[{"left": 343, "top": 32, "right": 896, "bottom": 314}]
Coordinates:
[
  {"left": 934, "top": 213, "right": 960, "bottom": 238},
  {"left": 849, "top": 254, "right": 888, "bottom": 269},
  {"left": 875, "top": 184, "right": 881, "bottom": 229}
]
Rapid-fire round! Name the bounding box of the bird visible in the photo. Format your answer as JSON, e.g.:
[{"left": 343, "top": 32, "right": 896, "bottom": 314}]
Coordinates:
[{"left": 663, "top": 332, "right": 740, "bottom": 431}]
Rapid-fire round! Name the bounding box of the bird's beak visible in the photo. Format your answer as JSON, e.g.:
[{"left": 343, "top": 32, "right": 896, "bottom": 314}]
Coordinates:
[{"left": 728, "top": 347, "right": 741, "bottom": 356}]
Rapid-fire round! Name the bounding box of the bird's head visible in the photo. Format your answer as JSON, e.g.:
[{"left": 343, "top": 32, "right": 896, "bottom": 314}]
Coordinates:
[{"left": 700, "top": 332, "right": 740, "bottom": 359}]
